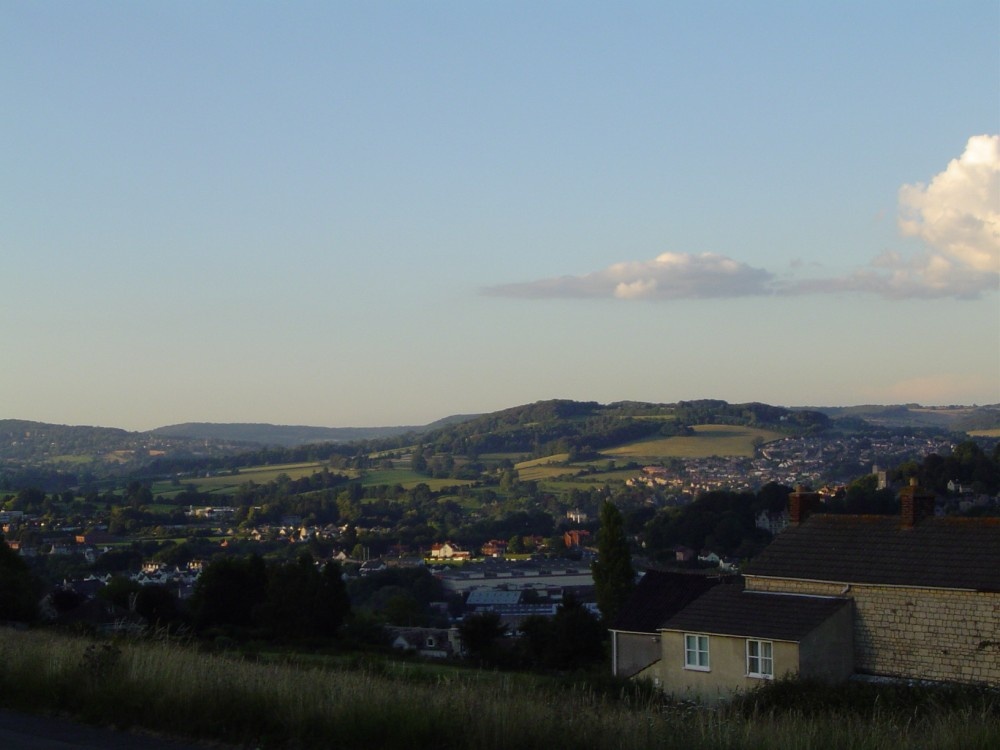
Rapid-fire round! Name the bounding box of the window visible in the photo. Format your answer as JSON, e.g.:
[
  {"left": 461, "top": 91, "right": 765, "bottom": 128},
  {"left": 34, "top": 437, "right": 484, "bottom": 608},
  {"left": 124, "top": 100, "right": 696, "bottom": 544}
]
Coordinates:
[
  {"left": 684, "top": 634, "right": 710, "bottom": 671},
  {"left": 746, "top": 639, "right": 773, "bottom": 678}
]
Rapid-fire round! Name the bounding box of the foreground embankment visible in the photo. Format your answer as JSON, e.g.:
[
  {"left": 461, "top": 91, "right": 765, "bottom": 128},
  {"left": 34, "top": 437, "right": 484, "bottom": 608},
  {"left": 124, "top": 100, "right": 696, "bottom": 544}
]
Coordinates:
[{"left": 0, "top": 629, "right": 996, "bottom": 749}]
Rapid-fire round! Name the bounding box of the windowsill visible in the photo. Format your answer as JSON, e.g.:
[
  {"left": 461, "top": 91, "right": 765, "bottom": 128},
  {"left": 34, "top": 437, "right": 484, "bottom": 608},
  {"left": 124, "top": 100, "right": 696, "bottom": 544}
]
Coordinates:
[
  {"left": 747, "top": 674, "right": 773, "bottom": 680},
  {"left": 684, "top": 665, "right": 711, "bottom": 672}
]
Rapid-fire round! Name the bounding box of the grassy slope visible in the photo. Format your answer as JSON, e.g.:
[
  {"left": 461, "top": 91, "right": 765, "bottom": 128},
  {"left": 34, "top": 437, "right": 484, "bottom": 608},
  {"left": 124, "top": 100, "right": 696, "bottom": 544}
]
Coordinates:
[
  {"left": 0, "top": 629, "right": 995, "bottom": 750},
  {"left": 605, "top": 425, "right": 783, "bottom": 460},
  {"left": 514, "top": 425, "right": 782, "bottom": 485},
  {"left": 151, "top": 462, "right": 345, "bottom": 497}
]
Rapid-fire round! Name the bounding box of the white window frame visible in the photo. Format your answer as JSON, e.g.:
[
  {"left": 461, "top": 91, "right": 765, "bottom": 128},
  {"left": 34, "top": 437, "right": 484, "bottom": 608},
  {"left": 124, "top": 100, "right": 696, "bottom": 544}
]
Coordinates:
[
  {"left": 684, "top": 634, "right": 710, "bottom": 671},
  {"left": 746, "top": 639, "right": 773, "bottom": 679}
]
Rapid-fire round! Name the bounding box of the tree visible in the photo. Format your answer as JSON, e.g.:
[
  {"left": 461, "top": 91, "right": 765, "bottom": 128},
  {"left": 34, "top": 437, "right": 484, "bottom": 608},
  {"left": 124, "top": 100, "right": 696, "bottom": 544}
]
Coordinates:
[
  {"left": 135, "top": 584, "right": 183, "bottom": 631},
  {"left": 315, "top": 561, "right": 351, "bottom": 633},
  {"left": 519, "top": 594, "right": 605, "bottom": 670},
  {"left": 0, "top": 536, "right": 39, "bottom": 622},
  {"left": 458, "top": 611, "right": 507, "bottom": 665},
  {"left": 591, "top": 501, "right": 635, "bottom": 625},
  {"left": 189, "top": 555, "right": 267, "bottom": 633}
]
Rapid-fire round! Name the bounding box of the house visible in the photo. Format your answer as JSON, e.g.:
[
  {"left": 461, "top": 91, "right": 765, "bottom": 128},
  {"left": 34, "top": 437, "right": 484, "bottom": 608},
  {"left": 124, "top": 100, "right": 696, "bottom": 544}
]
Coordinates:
[
  {"left": 388, "top": 627, "right": 463, "bottom": 659},
  {"left": 481, "top": 539, "right": 508, "bottom": 558},
  {"left": 359, "top": 558, "right": 389, "bottom": 576},
  {"left": 742, "top": 482, "right": 1000, "bottom": 688},
  {"left": 658, "top": 583, "right": 853, "bottom": 700},
  {"left": 563, "top": 529, "right": 590, "bottom": 549},
  {"left": 673, "top": 546, "right": 696, "bottom": 563},
  {"left": 429, "top": 542, "right": 471, "bottom": 560},
  {"left": 754, "top": 509, "right": 788, "bottom": 536},
  {"left": 623, "top": 482, "right": 1000, "bottom": 700},
  {"left": 609, "top": 570, "right": 726, "bottom": 682}
]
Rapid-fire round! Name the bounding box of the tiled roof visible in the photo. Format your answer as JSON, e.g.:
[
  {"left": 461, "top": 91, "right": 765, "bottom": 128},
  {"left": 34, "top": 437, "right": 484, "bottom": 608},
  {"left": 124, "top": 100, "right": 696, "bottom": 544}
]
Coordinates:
[
  {"left": 660, "top": 584, "right": 850, "bottom": 641},
  {"left": 743, "top": 515, "right": 1000, "bottom": 592},
  {"left": 610, "top": 570, "right": 724, "bottom": 633}
]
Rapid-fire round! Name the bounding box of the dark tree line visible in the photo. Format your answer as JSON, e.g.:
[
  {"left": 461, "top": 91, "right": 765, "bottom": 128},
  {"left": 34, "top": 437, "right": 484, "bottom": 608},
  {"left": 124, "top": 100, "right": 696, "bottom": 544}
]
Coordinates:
[
  {"left": 189, "top": 553, "right": 350, "bottom": 641},
  {"left": 643, "top": 483, "right": 791, "bottom": 560},
  {"left": 459, "top": 595, "right": 605, "bottom": 672},
  {"left": 901, "top": 440, "right": 1000, "bottom": 495}
]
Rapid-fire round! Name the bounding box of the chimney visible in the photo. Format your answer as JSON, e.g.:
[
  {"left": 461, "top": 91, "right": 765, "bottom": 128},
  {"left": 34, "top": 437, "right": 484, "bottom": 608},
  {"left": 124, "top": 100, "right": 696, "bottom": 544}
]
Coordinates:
[
  {"left": 899, "top": 478, "right": 935, "bottom": 528},
  {"left": 788, "top": 485, "right": 821, "bottom": 526}
]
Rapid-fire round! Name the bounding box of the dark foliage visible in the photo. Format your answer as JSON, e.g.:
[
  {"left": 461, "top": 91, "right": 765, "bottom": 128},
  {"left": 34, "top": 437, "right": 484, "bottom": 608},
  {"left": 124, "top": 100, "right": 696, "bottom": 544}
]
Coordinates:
[
  {"left": 592, "top": 501, "right": 635, "bottom": 624},
  {"left": 519, "top": 595, "right": 605, "bottom": 670},
  {"left": 347, "top": 567, "right": 448, "bottom": 627},
  {"left": 189, "top": 553, "right": 351, "bottom": 642},
  {"left": 732, "top": 676, "right": 1000, "bottom": 721},
  {"left": 643, "top": 487, "right": 784, "bottom": 559},
  {"left": 0, "top": 535, "right": 40, "bottom": 621},
  {"left": 457, "top": 611, "right": 508, "bottom": 666}
]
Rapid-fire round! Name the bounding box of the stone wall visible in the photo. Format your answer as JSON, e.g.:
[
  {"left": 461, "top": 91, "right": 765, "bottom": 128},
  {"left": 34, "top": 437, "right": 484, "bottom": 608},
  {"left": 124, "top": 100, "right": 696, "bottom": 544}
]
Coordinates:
[{"left": 745, "top": 575, "right": 1000, "bottom": 686}]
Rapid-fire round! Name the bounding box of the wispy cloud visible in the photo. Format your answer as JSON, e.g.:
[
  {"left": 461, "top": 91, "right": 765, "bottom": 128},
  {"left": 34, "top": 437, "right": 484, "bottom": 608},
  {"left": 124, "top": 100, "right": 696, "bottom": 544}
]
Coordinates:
[
  {"left": 861, "top": 373, "right": 998, "bottom": 405},
  {"left": 482, "top": 252, "right": 774, "bottom": 300},
  {"left": 482, "top": 135, "right": 999, "bottom": 302}
]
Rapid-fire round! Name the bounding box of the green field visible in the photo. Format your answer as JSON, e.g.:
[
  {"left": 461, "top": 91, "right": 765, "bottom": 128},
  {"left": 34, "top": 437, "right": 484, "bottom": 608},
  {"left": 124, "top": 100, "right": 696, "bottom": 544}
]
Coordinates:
[
  {"left": 360, "top": 468, "right": 476, "bottom": 491},
  {"left": 542, "top": 469, "right": 640, "bottom": 489},
  {"left": 514, "top": 454, "right": 580, "bottom": 482},
  {"left": 969, "top": 429, "right": 1000, "bottom": 437},
  {"left": 479, "top": 452, "right": 529, "bottom": 462},
  {"left": 48, "top": 454, "right": 97, "bottom": 465},
  {"left": 151, "top": 462, "right": 338, "bottom": 497},
  {"left": 604, "top": 424, "right": 783, "bottom": 460},
  {"left": 512, "top": 425, "right": 783, "bottom": 484}
]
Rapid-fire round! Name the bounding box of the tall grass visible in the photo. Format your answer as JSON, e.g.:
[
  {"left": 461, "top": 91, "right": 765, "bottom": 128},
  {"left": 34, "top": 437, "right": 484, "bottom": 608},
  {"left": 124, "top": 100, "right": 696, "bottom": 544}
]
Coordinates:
[{"left": 0, "top": 629, "right": 996, "bottom": 749}]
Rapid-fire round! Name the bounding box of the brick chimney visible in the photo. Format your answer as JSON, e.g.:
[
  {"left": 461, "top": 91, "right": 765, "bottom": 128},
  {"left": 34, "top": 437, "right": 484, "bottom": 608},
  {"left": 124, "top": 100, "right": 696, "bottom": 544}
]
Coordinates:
[
  {"left": 788, "top": 485, "right": 821, "bottom": 526},
  {"left": 899, "top": 478, "right": 935, "bottom": 528}
]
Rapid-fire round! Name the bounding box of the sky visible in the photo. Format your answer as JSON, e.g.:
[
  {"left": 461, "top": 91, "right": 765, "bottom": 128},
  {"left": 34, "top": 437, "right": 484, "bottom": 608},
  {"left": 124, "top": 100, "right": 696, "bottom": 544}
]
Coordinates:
[{"left": 2, "top": 2, "right": 998, "bottom": 431}]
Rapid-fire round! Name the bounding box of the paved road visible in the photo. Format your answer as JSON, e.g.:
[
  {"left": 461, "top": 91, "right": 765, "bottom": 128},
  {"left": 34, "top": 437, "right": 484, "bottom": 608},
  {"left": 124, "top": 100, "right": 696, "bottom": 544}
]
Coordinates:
[{"left": 0, "top": 710, "right": 225, "bottom": 750}]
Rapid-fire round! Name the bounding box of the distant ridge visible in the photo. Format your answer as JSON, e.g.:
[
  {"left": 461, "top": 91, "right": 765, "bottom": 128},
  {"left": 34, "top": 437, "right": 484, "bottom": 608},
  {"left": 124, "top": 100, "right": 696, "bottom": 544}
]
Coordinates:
[
  {"left": 149, "top": 414, "right": 479, "bottom": 448},
  {"left": 150, "top": 422, "right": 413, "bottom": 447},
  {"left": 2, "top": 402, "right": 997, "bottom": 491},
  {"left": 803, "top": 404, "right": 1000, "bottom": 432}
]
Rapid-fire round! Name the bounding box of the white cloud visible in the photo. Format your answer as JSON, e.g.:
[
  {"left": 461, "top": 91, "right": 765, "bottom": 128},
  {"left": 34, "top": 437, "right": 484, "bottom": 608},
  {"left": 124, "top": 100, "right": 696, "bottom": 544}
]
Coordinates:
[
  {"left": 899, "top": 134, "right": 999, "bottom": 274},
  {"left": 484, "top": 136, "right": 999, "bottom": 302},
  {"left": 788, "top": 135, "right": 999, "bottom": 299},
  {"left": 482, "top": 252, "right": 775, "bottom": 300}
]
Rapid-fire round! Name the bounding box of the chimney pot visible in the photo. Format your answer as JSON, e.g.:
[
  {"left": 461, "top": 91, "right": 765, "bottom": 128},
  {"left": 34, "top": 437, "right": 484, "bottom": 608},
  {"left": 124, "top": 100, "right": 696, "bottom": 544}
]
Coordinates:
[
  {"left": 899, "top": 479, "right": 934, "bottom": 528},
  {"left": 789, "top": 487, "right": 821, "bottom": 526}
]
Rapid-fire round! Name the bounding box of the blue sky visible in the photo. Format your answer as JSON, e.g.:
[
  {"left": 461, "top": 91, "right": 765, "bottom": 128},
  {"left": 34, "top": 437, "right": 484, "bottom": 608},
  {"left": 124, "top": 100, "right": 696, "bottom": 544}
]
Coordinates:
[{"left": 2, "top": 2, "right": 998, "bottom": 431}]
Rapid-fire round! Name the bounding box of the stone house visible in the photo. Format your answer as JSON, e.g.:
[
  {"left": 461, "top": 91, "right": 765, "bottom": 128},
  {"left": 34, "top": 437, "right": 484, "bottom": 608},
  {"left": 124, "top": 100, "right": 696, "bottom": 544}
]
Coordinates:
[
  {"left": 742, "top": 483, "right": 1000, "bottom": 688},
  {"left": 620, "top": 482, "right": 1000, "bottom": 700}
]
